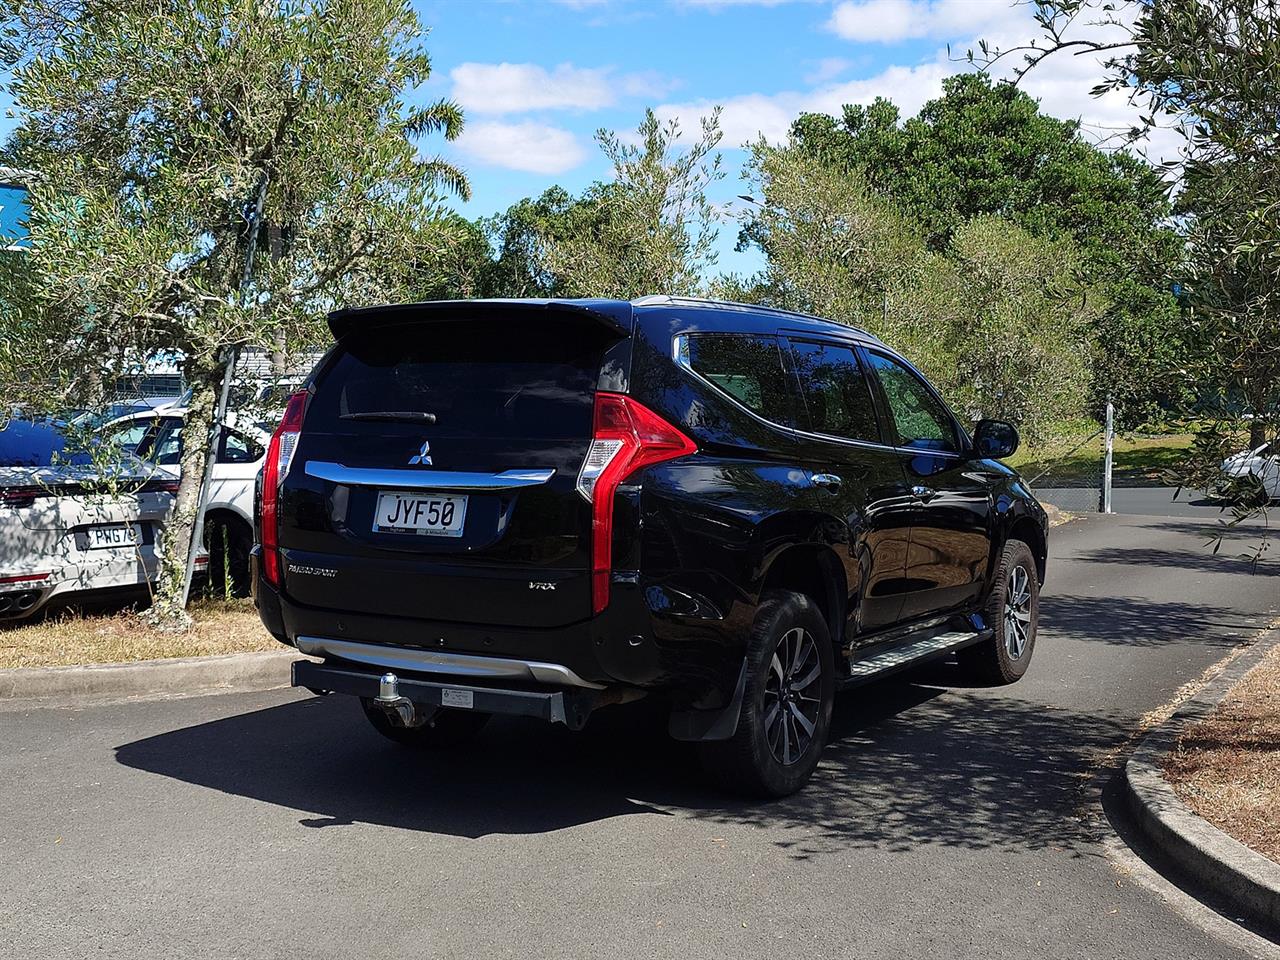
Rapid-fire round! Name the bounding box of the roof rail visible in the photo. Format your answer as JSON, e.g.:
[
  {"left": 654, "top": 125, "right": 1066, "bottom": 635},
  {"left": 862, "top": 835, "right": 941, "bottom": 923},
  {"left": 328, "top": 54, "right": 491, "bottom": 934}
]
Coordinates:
[{"left": 630, "top": 294, "right": 876, "bottom": 339}]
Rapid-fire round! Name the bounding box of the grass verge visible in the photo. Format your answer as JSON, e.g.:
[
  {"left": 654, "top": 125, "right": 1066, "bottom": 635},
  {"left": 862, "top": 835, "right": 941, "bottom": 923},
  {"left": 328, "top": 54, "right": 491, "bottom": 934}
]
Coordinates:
[
  {"left": 1163, "top": 639, "right": 1280, "bottom": 864},
  {"left": 0, "top": 598, "right": 275, "bottom": 669},
  {"left": 1010, "top": 432, "right": 1195, "bottom": 487}
]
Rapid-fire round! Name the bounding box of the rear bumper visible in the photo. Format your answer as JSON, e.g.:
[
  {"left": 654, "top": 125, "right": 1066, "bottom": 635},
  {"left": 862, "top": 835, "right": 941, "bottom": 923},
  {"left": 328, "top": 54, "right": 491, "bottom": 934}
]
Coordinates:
[
  {"left": 292, "top": 658, "right": 601, "bottom": 730},
  {"left": 252, "top": 546, "right": 749, "bottom": 710}
]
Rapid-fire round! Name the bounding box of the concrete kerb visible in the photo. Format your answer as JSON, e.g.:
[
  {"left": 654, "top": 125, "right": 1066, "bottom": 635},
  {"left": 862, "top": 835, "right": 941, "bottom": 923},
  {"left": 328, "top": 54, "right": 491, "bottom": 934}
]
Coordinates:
[
  {"left": 0, "top": 648, "right": 314, "bottom": 710},
  {"left": 1121, "top": 627, "right": 1280, "bottom": 935}
]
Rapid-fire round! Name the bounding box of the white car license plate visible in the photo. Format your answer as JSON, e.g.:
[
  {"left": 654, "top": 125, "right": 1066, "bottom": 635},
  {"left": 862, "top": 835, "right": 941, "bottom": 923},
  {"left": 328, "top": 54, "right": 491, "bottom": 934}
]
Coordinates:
[
  {"left": 373, "top": 491, "right": 467, "bottom": 537},
  {"left": 88, "top": 524, "right": 142, "bottom": 550}
]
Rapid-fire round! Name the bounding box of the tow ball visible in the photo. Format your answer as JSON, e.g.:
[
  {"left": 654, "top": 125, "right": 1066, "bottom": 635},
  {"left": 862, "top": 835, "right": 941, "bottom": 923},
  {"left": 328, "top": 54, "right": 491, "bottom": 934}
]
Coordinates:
[{"left": 374, "top": 673, "right": 427, "bottom": 728}]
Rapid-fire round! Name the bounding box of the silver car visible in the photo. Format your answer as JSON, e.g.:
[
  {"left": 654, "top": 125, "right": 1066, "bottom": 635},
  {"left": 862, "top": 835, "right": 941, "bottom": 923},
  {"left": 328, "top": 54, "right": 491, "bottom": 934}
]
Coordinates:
[{"left": 0, "top": 418, "right": 203, "bottom": 620}]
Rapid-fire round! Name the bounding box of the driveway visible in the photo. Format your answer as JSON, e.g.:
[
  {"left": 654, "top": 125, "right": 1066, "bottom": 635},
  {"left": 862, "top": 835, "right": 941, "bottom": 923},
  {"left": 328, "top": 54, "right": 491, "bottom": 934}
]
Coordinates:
[{"left": 1, "top": 515, "right": 1277, "bottom": 959}]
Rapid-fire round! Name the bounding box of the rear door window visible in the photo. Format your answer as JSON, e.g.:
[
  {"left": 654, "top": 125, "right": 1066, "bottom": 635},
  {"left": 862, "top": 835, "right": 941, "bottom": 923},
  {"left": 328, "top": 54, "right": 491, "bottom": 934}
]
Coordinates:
[
  {"left": 684, "top": 334, "right": 795, "bottom": 427},
  {"left": 308, "top": 322, "right": 603, "bottom": 439},
  {"left": 787, "top": 339, "right": 881, "bottom": 444}
]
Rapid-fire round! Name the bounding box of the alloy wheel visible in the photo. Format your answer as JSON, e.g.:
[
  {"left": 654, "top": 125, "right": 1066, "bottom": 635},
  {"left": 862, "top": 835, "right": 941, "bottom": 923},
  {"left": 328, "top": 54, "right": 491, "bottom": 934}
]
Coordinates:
[
  {"left": 763, "top": 626, "right": 822, "bottom": 765},
  {"left": 1003, "top": 565, "right": 1033, "bottom": 660}
]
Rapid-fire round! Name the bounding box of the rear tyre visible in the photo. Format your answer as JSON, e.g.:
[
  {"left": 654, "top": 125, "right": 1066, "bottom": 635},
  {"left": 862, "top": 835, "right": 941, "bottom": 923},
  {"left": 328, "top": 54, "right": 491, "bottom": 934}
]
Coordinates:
[
  {"left": 699, "top": 590, "right": 835, "bottom": 798},
  {"left": 360, "top": 698, "right": 490, "bottom": 750},
  {"left": 957, "top": 538, "right": 1039, "bottom": 685}
]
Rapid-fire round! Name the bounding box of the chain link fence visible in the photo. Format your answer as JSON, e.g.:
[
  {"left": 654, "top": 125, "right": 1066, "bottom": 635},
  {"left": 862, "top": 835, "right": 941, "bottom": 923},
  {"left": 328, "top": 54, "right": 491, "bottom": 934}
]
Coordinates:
[{"left": 1021, "top": 405, "right": 1116, "bottom": 515}]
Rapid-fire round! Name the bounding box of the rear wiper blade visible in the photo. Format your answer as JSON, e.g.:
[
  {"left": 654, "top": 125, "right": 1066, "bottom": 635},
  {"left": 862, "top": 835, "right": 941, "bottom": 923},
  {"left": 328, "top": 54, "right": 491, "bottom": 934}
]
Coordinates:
[{"left": 340, "top": 411, "right": 437, "bottom": 424}]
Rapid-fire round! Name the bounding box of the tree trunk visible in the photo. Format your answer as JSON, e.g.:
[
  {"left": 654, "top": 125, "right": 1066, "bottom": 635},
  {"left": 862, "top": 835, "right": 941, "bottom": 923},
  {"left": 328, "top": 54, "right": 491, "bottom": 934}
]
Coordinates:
[
  {"left": 147, "top": 356, "right": 222, "bottom": 630},
  {"left": 1249, "top": 414, "right": 1267, "bottom": 448}
]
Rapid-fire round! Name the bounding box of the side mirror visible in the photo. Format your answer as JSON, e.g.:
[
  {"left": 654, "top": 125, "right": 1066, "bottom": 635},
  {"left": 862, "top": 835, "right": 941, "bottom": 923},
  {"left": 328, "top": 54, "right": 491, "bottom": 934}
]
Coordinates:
[{"left": 973, "top": 419, "right": 1019, "bottom": 460}]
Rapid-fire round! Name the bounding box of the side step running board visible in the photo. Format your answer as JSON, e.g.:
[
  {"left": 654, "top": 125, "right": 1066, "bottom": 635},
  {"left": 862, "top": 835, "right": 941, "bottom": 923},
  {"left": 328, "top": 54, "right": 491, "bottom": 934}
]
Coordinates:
[{"left": 841, "top": 629, "right": 990, "bottom": 687}]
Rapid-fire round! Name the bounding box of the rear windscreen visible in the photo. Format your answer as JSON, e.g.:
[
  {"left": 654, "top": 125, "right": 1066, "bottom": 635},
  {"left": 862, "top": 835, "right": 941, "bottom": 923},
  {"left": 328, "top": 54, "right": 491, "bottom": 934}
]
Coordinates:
[
  {"left": 309, "top": 320, "right": 605, "bottom": 439},
  {"left": 0, "top": 420, "right": 93, "bottom": 467}
]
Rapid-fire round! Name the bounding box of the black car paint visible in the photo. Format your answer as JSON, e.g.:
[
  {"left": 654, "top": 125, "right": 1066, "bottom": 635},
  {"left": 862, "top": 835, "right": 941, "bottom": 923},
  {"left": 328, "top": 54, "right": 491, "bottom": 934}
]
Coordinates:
[{"left": 254, "top": 297, "right": 1048, "bottom": 726}]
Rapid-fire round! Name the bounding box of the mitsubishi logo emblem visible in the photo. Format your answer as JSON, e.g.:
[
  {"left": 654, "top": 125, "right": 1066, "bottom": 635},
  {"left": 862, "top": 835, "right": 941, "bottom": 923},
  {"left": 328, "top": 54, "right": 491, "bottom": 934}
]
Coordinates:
[{"left": 408, "top": 440, "right": 432, "bottom": 466}]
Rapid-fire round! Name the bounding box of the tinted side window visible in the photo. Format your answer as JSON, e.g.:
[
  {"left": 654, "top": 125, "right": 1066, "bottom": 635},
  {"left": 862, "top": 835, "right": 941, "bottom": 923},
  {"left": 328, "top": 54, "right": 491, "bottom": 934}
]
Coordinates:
[
  {"left": 864, "top": 351, "right": 959, "bottom": 452},
  {"left": 685, "top": 334, "right": 794, "bottom": 427},
  {"left": 788, "top": 340, "right": 881, "bottom": 443}
]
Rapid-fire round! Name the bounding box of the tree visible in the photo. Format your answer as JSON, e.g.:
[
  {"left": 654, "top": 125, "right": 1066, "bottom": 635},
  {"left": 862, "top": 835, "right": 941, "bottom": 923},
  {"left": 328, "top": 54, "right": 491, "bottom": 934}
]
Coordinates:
[
  {"left": 736, "top": 140, "right": 924, "bottom": 333},
  {"left": 784, "top": 74, "right": 1184, "bottom": 425},
  {"left": 0, "top": 0, "right": 469, "bottom": 626},
  {"left": 543, "top": 108, "right": 724, "bottom": 299},
  {"left": 898, "top": 217, "right": 1096, "bottom": 439},
  {"left": 736, "top": 142, "right": 1096, "bottom": 442},
  {"left": 981, "top": 0, "right": 1280, "bottom": 537}
]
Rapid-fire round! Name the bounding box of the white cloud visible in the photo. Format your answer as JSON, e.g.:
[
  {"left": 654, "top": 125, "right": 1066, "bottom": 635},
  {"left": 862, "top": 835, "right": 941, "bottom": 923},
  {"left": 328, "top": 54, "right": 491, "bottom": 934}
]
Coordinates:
[
  {"left": 804, "top": 57, "right": 853, "bottom": 85},
  {"left": 827, "top": 0, "right": 1015, "bottom": 43},
  {"left": 681, "top": 0, "right": 815, "bottom": 6},
  {"left": 451, "top": 62, "right": 615, "bottom": 114},
  {"left": 450, "top": 61, "right": 679, "bottom": 116},
  {"left": 654, "top": 60, "right": 951, "bottom": 147},
  {"left": 453, "top": 122, "right": 587, "bottom": 174}
]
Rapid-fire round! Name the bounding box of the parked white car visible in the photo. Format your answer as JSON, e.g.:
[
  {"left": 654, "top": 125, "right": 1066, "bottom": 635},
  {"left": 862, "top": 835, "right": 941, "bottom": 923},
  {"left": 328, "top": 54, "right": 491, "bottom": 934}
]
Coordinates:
[
  {"left": 1220, "top": 441, "right": 1280, "bottom": 500},
  {"left": 103, "top": 404, "right": 271, "bottom": 592},
  {"left": 0, "top": 418, "right": 202, "bottom": 621}
]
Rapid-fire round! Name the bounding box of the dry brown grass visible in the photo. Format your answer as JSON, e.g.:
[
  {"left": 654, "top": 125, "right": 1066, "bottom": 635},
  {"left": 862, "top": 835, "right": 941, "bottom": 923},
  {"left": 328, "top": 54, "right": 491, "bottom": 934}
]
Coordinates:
[
  {"left": 0, "top": 599, "right": 276, "bottom": 669},
  {"left": 1164, "top": 639, "right": 1280, "bottom": 864}
]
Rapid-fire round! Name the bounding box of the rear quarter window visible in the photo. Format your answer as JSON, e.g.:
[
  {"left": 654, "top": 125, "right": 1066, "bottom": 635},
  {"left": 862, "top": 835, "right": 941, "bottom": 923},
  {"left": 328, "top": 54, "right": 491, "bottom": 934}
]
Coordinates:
[{"left": 683, "top": 334, "right": 794, "bottom": 427}]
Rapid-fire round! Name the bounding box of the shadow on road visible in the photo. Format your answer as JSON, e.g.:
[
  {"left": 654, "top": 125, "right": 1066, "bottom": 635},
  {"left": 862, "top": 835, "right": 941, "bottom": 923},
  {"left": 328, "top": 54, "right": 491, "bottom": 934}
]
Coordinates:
[
  {"left": 1038, "top": 594, "right": 1262, "bottom": 648},
  {"left": 1076, "top": 545, "right": 1271, "bottom": 574},
  {"left": 114, "top": 672, "right": 1125, "bottom": 859}
]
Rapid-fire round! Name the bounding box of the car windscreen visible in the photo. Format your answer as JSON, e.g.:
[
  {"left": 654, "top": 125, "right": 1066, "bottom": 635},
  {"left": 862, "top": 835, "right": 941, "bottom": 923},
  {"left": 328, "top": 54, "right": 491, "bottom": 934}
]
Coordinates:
[
  {"left": 0, "top": 420, "right": 94, "bottom": 467},
  {"left": 308, "top": 320, "right": 606, "bottom": 439}
]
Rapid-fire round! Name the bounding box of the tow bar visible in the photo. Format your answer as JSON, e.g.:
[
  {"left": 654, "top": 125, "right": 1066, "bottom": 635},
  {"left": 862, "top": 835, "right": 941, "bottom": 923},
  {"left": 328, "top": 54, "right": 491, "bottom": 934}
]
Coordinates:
[{"left": 373, "top": 673, "right": 425, "bottom": 728}]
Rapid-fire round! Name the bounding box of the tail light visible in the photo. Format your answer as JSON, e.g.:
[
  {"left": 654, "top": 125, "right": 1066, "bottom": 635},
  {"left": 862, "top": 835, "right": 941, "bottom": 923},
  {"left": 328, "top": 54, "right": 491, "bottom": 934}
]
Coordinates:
[
  {"left": 0, "top": 486, "right": 45, "bottom": 509},
  {"left": 0, "top": 572, "right": 50, "bottom": 585},
  {"left": 142, "top": 479, "right": 181, "bottom": 496},
  {"left": 260, "top": 391, "right": 309, "bottom": 587},
  {"left": 576, "top": 392, "right": 696, "bottom": 614}
]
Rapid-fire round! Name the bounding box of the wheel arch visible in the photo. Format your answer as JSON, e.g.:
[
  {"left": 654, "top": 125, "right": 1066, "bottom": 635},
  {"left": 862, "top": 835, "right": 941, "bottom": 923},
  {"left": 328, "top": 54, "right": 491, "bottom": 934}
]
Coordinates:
[
  {"left": 204, "top": 505, "right": 253, "bottom": 540},
  {"left": 1009, "top": 514, "right": 1047, "bottom": 584},
  {"left": 757, "top": 542, "right": 847, "bottom": 647}
]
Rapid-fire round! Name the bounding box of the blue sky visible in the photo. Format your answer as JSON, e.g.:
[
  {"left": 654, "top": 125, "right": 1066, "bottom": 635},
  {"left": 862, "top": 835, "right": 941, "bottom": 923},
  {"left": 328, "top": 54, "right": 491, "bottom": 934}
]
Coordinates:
[
  {"left": 1, "top": 0, "right": 1156, "bottom": 274},
  {"left": 409, "top": 0, "right": 1156, "bottom": 274}
]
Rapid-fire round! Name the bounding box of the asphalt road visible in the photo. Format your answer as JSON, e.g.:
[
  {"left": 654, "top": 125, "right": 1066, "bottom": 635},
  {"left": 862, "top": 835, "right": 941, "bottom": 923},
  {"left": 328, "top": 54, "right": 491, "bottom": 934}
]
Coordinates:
[
  {"left": 3, "top": 515, "right": 1278, "bottom": 960},
  {"left": 1035, "top": 485, "right": 1246, "bottom": 518}
]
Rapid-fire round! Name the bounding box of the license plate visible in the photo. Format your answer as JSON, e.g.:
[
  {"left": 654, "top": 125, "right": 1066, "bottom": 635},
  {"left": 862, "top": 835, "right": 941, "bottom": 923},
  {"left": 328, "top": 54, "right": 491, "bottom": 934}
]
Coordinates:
[
  {"left": 88, "top": 524, "right": 142, "bottom": 550},
  {"left": 373, "top": 491, "right": 468, "bottom": 537}
]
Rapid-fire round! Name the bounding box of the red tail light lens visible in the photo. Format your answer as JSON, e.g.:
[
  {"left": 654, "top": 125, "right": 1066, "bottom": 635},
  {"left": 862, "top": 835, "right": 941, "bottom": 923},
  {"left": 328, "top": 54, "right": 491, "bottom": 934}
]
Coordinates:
[
  {"left": 0, "top": 486, "right": 44, "bottom": 509},
  {"left": 576, "top": 392, "right": 696, "bottom": 614},
  {"left": 260, "top": 391, "right": 308, "bottom": 587}
]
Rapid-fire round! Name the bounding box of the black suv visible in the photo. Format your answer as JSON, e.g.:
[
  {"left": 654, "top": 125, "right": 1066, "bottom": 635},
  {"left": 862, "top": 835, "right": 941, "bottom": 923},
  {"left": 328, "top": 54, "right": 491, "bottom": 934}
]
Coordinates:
[{"left": 254, "top": 297, "right": 1047, "bottom": 797}]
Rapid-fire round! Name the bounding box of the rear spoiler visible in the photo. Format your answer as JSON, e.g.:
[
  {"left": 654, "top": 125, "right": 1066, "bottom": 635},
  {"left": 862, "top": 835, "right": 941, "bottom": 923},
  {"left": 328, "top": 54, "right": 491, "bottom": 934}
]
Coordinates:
[{"left": 327, "top": 299, "right": 634, "bottom": 343}]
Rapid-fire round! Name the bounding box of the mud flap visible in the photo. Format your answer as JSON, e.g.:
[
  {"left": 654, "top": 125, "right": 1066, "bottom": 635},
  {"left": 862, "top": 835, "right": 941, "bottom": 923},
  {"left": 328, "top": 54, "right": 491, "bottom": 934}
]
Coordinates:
[{"left": 667, "top": 658, "right": 749, "bottom": 742}]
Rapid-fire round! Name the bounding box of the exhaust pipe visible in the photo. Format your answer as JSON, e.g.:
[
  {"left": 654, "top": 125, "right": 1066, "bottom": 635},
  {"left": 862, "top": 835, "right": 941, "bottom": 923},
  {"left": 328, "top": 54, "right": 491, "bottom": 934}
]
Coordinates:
[{"left": 374, "top": 673, "right": 427, "bottom": 728}]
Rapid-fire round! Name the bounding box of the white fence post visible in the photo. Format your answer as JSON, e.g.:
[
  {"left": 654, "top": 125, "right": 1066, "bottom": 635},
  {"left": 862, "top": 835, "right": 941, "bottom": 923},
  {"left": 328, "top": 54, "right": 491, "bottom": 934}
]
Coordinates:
[{"left": 1102, "top": 400, "right": 1115, "bottom": 514}]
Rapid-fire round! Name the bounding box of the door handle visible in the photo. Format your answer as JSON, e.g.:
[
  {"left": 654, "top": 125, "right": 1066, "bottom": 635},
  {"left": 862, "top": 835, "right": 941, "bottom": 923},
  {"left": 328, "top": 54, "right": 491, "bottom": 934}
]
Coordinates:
[
  {"left": 911, "top": 485, "right": 936, "bottom": 501},
  {"left": 811, "top": 473, "right": 843, "bottom": 491}
]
